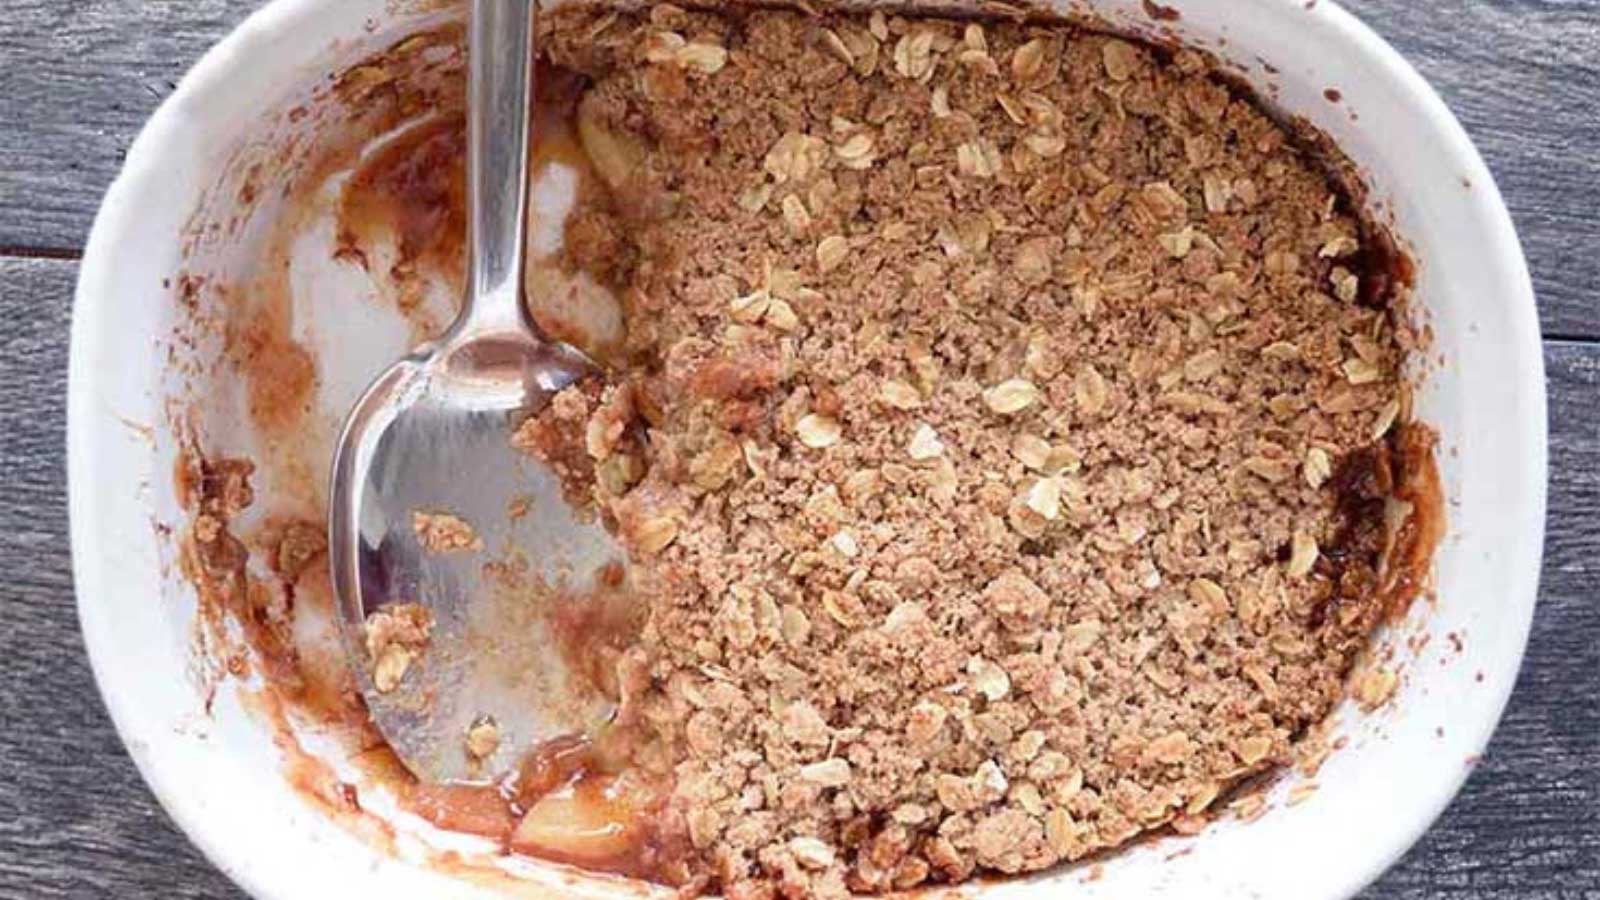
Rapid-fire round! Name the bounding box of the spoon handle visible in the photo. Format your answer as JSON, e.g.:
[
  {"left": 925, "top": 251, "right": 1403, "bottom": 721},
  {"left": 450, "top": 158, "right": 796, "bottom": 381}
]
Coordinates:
[{"left": 456, "top": 0, "right": 537, "bottom": 342}]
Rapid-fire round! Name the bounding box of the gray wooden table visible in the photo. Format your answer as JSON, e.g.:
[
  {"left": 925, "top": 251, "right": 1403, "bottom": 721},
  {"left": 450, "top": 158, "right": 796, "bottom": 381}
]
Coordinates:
[{"left": 1, "top": 1, "right": 1595, "bottom": 897}]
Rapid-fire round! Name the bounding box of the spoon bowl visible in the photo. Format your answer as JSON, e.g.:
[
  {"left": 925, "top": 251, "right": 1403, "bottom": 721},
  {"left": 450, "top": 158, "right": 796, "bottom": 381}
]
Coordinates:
[
  {"left": 327, "top": 0, "right": 615, "bottom": 785},
  {"left": 329, "top": 331, "right": 616, "bottom": 783}
]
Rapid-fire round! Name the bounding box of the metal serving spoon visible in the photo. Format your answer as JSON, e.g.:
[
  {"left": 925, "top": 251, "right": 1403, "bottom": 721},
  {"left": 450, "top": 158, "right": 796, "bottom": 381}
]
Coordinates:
[{"left": 329, "top": 0, "right": 618, "bottom": 784}]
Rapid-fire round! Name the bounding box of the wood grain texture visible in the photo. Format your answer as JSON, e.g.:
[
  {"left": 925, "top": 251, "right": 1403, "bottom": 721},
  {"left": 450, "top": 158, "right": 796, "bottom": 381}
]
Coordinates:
[
  {"left": 0, "top": 258, "right": 241, "bottom": 900},
  {"left": 1, "top": 0, "right": 1597, "bottom": 896},
  {"left": 0, "top": 0, "right": 1598, "bottom": 337}
]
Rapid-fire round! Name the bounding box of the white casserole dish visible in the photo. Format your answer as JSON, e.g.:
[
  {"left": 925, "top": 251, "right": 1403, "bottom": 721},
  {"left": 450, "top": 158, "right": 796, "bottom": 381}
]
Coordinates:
[{"left": 69, "top": 1, "right": 1545, "bottom": 897}]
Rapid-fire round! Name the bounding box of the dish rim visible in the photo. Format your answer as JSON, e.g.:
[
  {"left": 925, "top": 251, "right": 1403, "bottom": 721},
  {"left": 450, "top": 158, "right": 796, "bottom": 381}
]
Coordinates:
[{"left": 67, "top": 1, "right": 1547, "bottom": 898}]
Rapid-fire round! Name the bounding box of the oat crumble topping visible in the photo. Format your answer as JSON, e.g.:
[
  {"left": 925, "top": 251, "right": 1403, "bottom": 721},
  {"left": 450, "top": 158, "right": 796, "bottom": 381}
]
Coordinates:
[{"left": 501, "top": 5, "right": 1441, "bottom": 894}]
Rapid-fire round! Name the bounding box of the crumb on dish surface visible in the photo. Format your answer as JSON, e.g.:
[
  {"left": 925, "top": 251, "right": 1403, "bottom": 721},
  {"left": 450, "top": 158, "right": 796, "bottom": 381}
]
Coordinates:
[
  {"left": 465, "top": 715, "right": 502, "bottom": 761},
  {"left": 364, "top": 602, "right": 434, "bottom": 694}
]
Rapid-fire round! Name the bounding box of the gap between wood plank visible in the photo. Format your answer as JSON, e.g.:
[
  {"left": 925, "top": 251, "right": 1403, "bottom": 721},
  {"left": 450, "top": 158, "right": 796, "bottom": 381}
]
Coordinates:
[{"left": 0, "top": 245, "right": 83, "bottom": 261}]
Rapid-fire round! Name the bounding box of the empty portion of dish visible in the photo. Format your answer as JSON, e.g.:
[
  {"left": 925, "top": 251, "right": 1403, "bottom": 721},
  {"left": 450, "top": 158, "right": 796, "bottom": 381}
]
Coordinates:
[{"left": 168, "top": 3, "right": 1443, "bottom": 897}]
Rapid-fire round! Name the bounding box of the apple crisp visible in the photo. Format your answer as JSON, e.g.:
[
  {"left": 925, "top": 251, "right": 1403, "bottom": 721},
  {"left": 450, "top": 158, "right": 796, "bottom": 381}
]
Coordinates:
[
  {"left": 179, "top": 2, "right": 1443, "bottom": 895},
  {"left": 503, "top": 4, "right": 1441, "bottom": 895}
]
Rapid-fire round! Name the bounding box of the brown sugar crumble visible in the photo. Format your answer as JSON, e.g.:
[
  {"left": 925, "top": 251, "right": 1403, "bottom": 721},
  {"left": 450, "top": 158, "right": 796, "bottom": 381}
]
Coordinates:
[
  {"left": 364, "top": 602, "right": 434, "bottom": 693},
  {"left": 412, "top": 510, "right": 485, "bottom": 553},
  {"left": 491, "top": 4, "right": 1446, "bottom": 894}
]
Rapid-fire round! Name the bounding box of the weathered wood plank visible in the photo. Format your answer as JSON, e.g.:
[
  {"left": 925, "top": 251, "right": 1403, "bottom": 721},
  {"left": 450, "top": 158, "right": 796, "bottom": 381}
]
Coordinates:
[
  {"left": 0, "top": 254, "right": 1594, "bottom": 895},
  {"left": 1356, "top": 339, "right": 1600, "bottom": 899},
  {"left": 0, "top": 257, "right": 240, "bottom": 899},
  {"left": 0, "top": 0, "right": 1598, "bottom": 337},
  {"left": 0, "top": 0, "right": 259, "bottom": 251},
  {"left": 1340, "top": 0, "right": 1600, "bottom": 341}
]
